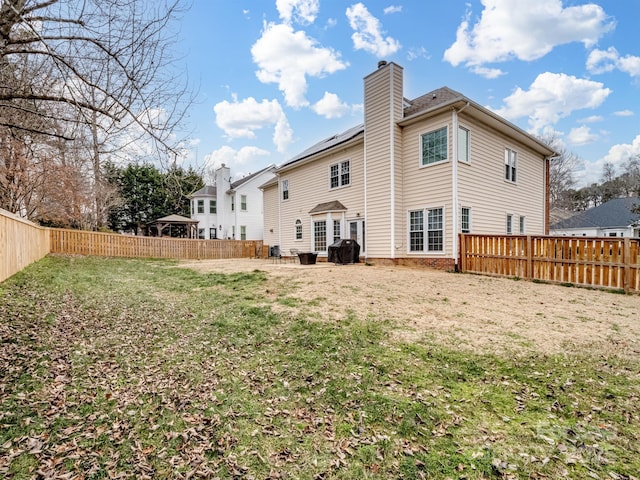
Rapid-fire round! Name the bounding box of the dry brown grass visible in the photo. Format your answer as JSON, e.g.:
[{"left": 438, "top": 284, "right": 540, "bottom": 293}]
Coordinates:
[{"left": 180, "top": 258, "right": 640, "bottom": 358}]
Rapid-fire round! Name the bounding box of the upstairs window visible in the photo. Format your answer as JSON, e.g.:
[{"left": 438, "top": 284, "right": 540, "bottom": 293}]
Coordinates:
[
  {"left": 458, "top": 127, "right": 470, "bottom": 163},
  {"left": 241, "top": 195, "right": 247, "bottom": 211},
  {"left": 505, "top": 148, "right": 517, "bottom": 183},
  {"left": 231, "top": 195, "right": 235, "bottom": 211},
  {"left": 421, "top": 127, "right": 448, "bottom": 166},
  {"left": 330, "top": 160, "right": 350, "bottom": 189},
  {"left": 282, "top": 179, "right": 289, "bottom": 200},
  {"left": 197, "top": 199, "right": 204, "bottom": 214},
  {"left": 210, "top": 200, "right": 216, "bottom": 214}
]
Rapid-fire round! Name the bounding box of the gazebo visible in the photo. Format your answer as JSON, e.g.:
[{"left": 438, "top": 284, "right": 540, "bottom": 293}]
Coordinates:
[{"left": 148, "top": 214, "right": 199, "bottom": 239}]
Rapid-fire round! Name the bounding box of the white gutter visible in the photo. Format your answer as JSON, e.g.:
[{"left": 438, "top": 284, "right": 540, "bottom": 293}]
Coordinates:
[{"left": 452, "top": 102, "right": 469, "bottom": 271}]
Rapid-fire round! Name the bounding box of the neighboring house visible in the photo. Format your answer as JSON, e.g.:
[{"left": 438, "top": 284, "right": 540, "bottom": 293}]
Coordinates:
[
  {"left": 550, "top": 197, "right": 640, "bottom": 238},
  {"left": 262, "top": 61, "right": 556, "bottom": 269},
  {"left": 190, "top": 164, "right": 275, "bottom": 240}
]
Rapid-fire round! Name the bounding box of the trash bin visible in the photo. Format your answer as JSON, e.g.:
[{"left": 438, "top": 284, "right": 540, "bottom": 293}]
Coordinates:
[
  {"left": 298, "top": 252, "right": 318, "bottom": 265},
  {"left": 327, "top": 239, "right": 360, "bottom": 264}
]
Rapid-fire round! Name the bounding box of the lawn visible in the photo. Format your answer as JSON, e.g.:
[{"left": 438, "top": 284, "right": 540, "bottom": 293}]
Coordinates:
[{"left": 1, "top": 256, "right": 639, "bottom": 479}]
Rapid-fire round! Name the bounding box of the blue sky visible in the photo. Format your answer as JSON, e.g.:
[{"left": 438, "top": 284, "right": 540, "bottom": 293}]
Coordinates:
[{"left": 175, "top": 0, "right": 640, "bottom": 187}]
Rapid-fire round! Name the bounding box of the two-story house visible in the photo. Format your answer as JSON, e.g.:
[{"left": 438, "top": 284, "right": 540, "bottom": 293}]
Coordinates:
[
  {"left": 190, "top": 163, "right": 275, "bottom": 240},
  {"left": 262, "top": 61, "right": 556, "bottom": 269}
]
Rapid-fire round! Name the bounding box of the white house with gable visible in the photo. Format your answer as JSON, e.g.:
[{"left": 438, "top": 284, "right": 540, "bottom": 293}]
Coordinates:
[{"left": 189, "top": 163, "right": 275, "bottom": 240}]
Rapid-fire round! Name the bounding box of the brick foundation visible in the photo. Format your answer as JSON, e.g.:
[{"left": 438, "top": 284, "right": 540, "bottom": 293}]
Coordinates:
[{"left": 363, "top": 257, "right": 456, "bottom": 271}]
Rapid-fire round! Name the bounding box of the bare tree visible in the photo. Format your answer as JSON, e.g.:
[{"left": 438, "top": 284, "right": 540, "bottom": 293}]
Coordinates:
[
  {"left": 1, "top": 0, "right": 193, "bottom": 227},
  {"left": 538, "top": 132, "right": 581, "bottom": 210}
]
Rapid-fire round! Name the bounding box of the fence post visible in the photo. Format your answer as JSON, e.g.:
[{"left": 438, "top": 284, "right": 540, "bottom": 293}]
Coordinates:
[
  {"left": 623, "top": 237, "right": 631, "bottom": 293},
  {"left": 459, "top": 234, "right": 465, "bottom": 272},
  {"left": 526, "top": 235, "right": 532, "bottom": 281}
]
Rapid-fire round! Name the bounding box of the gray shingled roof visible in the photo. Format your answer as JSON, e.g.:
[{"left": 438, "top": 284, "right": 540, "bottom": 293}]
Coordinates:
[
  {"left": 403, "top": 87, "right": 465, "bottom": 117},
  {"left": 309, "top": 200, "right": 347, "bottom": 214},
  {"left": 230, "top": 164, "right": 275, "bottom": 190},
  {"left": 551, "top": 197, "right": 640, "bottom": 229},
  {"left": 190, "top": 185, "right": 217, "bottom": 197}
]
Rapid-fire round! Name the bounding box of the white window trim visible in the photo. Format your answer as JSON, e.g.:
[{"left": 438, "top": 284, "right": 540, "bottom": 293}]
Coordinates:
[
  {"left": 504, "top": 147, "right": 517, "bottom": 184},
  {"left": 294, "top": 219, "right": 303, "bottom": 241},
  {"left": 281, "top": 179, "right": 289, "bottom": 201},
  {"left": 419, "top": 125, "right": 449, "bottom": 168},
  {"left": 406, "top": 206, "right": 446, "bottom": 254},
  {"left": 506, "top": 213, "right": 513, "bottom": 235},
  {"left": 329, "top": 159, "right": 351, "bottom": 190},
  {"left": 461, "top": 206, "right": 471, "bottom": 234},
  {"left": 458, "top": 125, "right": 470, "bottom": 163}
]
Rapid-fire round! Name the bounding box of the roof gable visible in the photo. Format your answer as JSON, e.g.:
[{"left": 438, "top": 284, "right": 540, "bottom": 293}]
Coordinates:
[{"left": 230, "top": 164, "right": 275, "bottom": 190}]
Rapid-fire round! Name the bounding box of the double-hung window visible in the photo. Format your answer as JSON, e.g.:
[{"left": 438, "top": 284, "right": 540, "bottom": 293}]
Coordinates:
[
  {"left": 197, "top": 200, "right": 204, "bottom": 214},
  {"left": 461, "top": 207, "right": 471, "bottom": 233},
  {"left": 409, "top": 211, "right": 424, "bottom": 252},
  {"left": 210, "top": 200, "right": 216, "bottom": 214},
  {"left": 505, "top": 148, "right": 517, "bottom": 182},
  {"left": 240, "top": 225, "right": 246, "bottom": 240},
  {"left": 519, "top": 216, "right": 525, "bottom": 235},
  {"left": 409, "top": 208, "right": 444, "bottom": 252},
  {"left": 506, "top": 214, "right": 513, "bottom": 235},
  {"left": 421, "top": 127, "right": 448, "bottom": 166},
  {"left": 330, "top": 160, "right": 350, "bottom": 188},
  {"left": 241, "top": 195, "right": 247, "bottom": 211},
  {"left": 231, "top": 195, "right": 235, "bottom": 212},
  {"left": 282, "top": 180, "right": 289, "bottom": 200},
  {"left": 295, "top": 219, "right": 302, "bottom": 240}
]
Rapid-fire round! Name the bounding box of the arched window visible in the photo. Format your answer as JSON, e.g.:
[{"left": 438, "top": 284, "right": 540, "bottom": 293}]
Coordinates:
[{"left": 295, "top": 219, "right": 302, "bottom": 240}]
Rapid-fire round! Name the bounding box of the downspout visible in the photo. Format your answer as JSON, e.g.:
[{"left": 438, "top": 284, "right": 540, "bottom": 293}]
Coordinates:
[
  {"left": 277, "top": 173, "right": 282, "bottom": 248},
  {"left": 389, "top": 64, "right": 396, "bottom": 259},
  {"left": 452, "top": 102, "right": 469, "bottom": 272}
]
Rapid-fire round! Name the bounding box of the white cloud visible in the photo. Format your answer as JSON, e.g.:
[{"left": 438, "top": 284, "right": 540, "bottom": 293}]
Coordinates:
[
  {"left": 203, "top": 146, "right": 271, "bottom": 180},
  {"left": 494, "top": 72, "right": 612, "bottom": 133},
  {"left": 577, "top": 115, "right": 604, "bottom": 123},
  {"left": 613, "top": 110, "right": 634, "bottom": 117},
  {"left": 276, "top": 0, "right": 319, "bottom": 25},
  {"left": 568, "top": 125, "right": 598, "bottom": 146},
  {"left": 471, "top": 65, "right": 505, "bottom": 79},
  {"left": 312, "top": 92, "right": 350, "bottom": 119},
  {"left": 213, "top": 97, "right": 293, "bottom": 153},
  {"left": 407, "top": 46, "right": 430, "bottom": 62},
  {"left": 444, "top": 0, "right": 614, "bottom": 73},
  {"left": 603, "top": 135, "right": 640, "bottom": 165},
  {"left": 587, "top": 47, "right": 640, "bottom": 77},
  {"left": 251, "top": 22, "right": 347, "bottom": 108},
  {"left": 383, "top": 5, "right": 402, "bottom": 15},
  {"left": 346, "top": 3, "right": 401, "bottom": 57}
]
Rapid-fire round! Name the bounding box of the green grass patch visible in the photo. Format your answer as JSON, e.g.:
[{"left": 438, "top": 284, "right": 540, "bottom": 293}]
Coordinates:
[{"left": 1, "top": 255, "right": 638, "bottom": 478}]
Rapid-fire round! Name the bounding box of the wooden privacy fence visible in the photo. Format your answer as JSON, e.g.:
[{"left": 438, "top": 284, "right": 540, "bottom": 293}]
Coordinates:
[
  {"left": 459, "top": 234, "right": 640, "bottom": 293},
  {"left": 49, "top": 228, "right": 263, "bottom": 260},
  {"left": 0, "top": 209, "right": 51, "bottom": 283}
]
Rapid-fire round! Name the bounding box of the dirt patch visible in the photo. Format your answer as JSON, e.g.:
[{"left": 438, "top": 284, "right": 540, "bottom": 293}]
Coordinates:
[{"left": 179, "top": 258, "right": 640, "bottom": 357}]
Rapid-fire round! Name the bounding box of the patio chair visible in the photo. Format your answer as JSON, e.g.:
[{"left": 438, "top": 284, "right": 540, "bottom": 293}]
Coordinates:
[{"left": 289, "top": 248, "right": 299, "bottom": 263}]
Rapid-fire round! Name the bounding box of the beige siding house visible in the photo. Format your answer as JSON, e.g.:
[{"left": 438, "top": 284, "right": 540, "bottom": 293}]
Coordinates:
[{"left": 262, "top": 61, "right": 555, "bottom": 269}]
